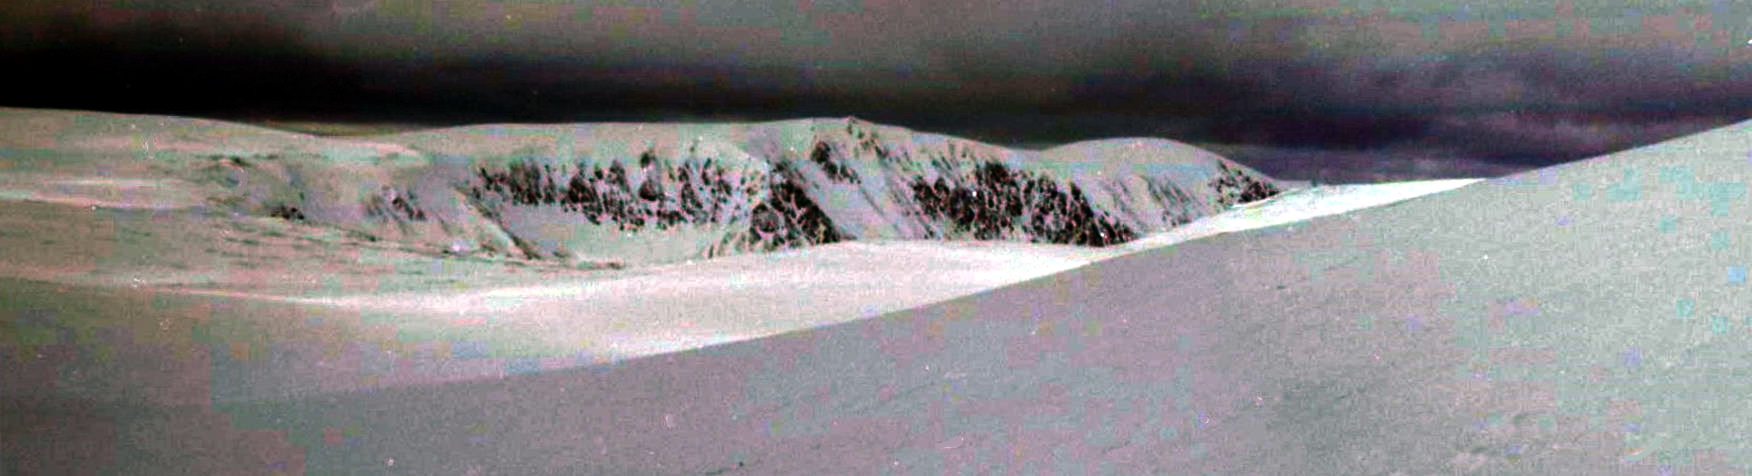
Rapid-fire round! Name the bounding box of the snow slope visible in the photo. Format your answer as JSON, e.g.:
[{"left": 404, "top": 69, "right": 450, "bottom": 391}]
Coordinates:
[
  {"left": 18, "top": 107, "right": 1752, "bottom": 474},
  {"left": 288, "top": 179, "right": 1483, "bottom": 363},
  {"left": 2, "top": 171, "right": 1486, "bottom": 474},
  {"left": 231, "top": 118, "right": 1752, "bottom": 475},
  {"left": 0, "top": 107, "right": 1285, "bottom": 269},
  {"left": 373, "top": 117, "right": 1283, "bottom": 264},
  {"left": 1116, "top": 178, "right": 1482, "bottom": 252}
]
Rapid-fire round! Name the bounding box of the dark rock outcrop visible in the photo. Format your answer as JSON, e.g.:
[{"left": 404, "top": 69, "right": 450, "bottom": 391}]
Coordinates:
[
  {"left": 184, "top": 117, "right": 1283, "bottom": 267},
  {"left": 908, "top": 161, "right": 1138, "bottom": 246},
  {"left": 1211, "top": 162, "right": 1282, "bottom": 208}
]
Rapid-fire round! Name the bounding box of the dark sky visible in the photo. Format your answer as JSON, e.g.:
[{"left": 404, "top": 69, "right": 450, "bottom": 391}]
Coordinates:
[{"left": 4, "top": 0, "right": 1751, "bottom": 181}]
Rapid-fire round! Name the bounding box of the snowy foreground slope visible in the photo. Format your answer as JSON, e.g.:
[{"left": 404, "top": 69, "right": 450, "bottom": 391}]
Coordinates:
[
  {"left": 0, "top": 107, "right": 1280, "bottom": 268},
  {"left": 303, "top": 179, "right": 1480, "bottom": 362},
  {"left": 8, "top": 108, "right": 1752, "bottom": 474},
  {"left": 0, "top": 175, "right": 1477, "bottom": 475}
]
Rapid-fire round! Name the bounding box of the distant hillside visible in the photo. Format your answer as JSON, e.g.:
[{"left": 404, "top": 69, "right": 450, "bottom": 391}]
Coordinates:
[{"left": 0, "top": 108, "right": 1283, "bottom": 267}]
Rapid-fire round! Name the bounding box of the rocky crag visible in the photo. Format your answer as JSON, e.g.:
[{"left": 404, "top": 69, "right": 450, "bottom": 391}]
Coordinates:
[{"left": 3, "top": 108, "right": 1283, "bottom": 268}]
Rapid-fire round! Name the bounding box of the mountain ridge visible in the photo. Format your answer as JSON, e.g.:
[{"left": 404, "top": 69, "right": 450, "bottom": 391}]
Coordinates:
[{"left": 0, "top": 108, "right": 1285, "bottom": 267}]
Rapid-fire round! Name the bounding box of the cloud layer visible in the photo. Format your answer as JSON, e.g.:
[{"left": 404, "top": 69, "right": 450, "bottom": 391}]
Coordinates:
[{"left": 2, "top": 0, "right": 1750, "bottom": 181}]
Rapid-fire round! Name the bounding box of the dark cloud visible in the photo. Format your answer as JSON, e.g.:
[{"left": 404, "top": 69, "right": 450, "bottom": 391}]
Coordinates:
[
  {"left": 1418, "top": 110, "right": 1744, "bottom": 164},
  {"left": 1203, "top": 143, "right": 1530, "bottom": 183},
  {"left": 3, "top": 0, "right": 1751, "bottom": 181},
  {"left": 0, "top": 3, "right": 381, "bottom": 120}
]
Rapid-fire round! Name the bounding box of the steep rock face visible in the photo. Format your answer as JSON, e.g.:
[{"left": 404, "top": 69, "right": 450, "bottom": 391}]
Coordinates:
[
  {"left": 412, "top": 118, "right": 1279, "bottom": 265},
  {"left": 27, "top": 109, "right": 1281, "bottom": 268},
  {"left": 905, "top": 161, "right": 1137, "bottom": 246},
  {"left": 459, "top": 151, "right": 842, "bottom": 260},
  {"left": 762, "top": 120, "right": 1281, "bottom": 247}
]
